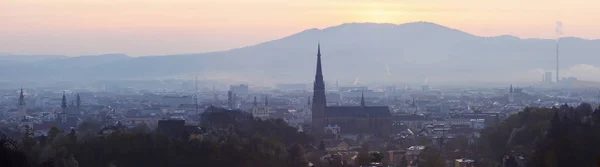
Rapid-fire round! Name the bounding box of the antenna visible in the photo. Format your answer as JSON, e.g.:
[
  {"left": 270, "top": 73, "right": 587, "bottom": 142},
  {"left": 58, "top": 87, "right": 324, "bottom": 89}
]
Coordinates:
[
  {"left": 195, "top": 76, "right": 199, "bottom": 114},
  {"left": 385, "top": 64, "right": 392, "bottom": 83},
  {"left": 555, "top": 21, "right": 563, "bottom": 84}
]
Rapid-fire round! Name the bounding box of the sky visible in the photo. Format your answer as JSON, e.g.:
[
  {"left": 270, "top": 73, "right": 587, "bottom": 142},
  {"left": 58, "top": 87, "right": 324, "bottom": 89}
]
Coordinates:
[{"left": 1, "top": 0, "right": 599, "bottom": 57}]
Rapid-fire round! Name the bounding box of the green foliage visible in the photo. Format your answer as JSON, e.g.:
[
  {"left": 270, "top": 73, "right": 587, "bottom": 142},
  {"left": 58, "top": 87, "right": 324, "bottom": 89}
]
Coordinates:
[
  {"left": 474, "top": 103, "right": 600, "bottom": 166},
  {"left": 355, "top": 143, "right": 371, "bottom": 166},
  {"left": 319, "top": 140, "right": 326, "bottom": 151},
  {"left": 397, "top": 155, "right": 408, "bottom": 167},
  {"left": 419, "top": 146, "right": 445, "bottom": 167},
  {"left": 1, "top": 134, "right": 30, "bottom": 167},
  {"left": 77, "top": 120, "right": 102, "bottom": 134},
  {"left": 475, "top": 107, "right": 555, "bottom": 161},
  {"left": 15, "top": 107, "right": 313, "bottom": 167},
  {"left": 355, "top": 152, "right": 372, "bottom": 166},
  {"left": 416, "top": 136, "right": 432, "bottom": 146},
  {"left": 47, "top": 127, "right": 61, "bottom": 142},
  {"left": 370, "top": 152, "right": 384, "bottom": 163}
]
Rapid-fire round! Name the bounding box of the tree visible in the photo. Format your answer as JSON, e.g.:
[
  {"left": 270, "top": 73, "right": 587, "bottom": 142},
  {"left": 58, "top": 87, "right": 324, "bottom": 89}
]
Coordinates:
[
  {"left": 287, "top": 144, "right": 309, "bottom": 167},
  {"left": 0, "top": 134, "right": 29, "bottom": 167},
  {"left": 318, "top": 140, "right": 326, "bottom": 151},
  {"left": 77, "top": 120, "right": 102, "bottom": 133},
  {"left": 397, "top": 155, "right": 408, "bottom": 167},
  {"left": 370, "top": 152, "right": 384, "bottom": 163},
  {"left": 131, "top": 123, "right": 151, "bottom": 134},
  {"left": 419, "top": 147, "right": 445, "bottom": 167},
  {"left": 48, "top": 126, "right": 61, "bottom": 141}
]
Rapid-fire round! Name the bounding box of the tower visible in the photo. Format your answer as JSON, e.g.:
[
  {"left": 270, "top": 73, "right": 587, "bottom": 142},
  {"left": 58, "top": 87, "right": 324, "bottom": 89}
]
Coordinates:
[
  {"left": 251, "top": 96, "right": 260, "bottom": 118},
  {"left": 556, "top": 40, "right": 559, "bottom": 84},
  {"left": 60, "top": 92, "right": 67, "bottom": 123},
  {"left": 227, "top": 91, "right": 233, "bottom": 109},
  {"left": 76, "top": 94, "right": 81, "bottom": 108},
  {"left": 195, "top": 76, "right": 199, "bottom": 114},
  {"left": 360, "top": 91, "right": 365, "bottom": 107},
  {"left": 508, "top": 85, "right": 515, "bottom": 103},
  {"left": 253, "top": 96, "right": 258, "bottom": 106},
  {"left": 264, "top": 96, "right": 269, "bottom": 106},
  {"left": 76, "top": 94, "right": 81, "bottom": 114},
  {"left": 312, "top": 43, "right": 327, "bottom": 132},
  {"left": 18, "top": 88, "right": 26, "bottom": 121}
]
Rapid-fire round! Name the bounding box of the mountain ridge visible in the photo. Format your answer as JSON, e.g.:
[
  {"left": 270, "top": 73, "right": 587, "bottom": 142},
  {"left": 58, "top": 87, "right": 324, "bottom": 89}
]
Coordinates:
[{"left": 3, "top": 22, "right": 600, "bottom": 84}]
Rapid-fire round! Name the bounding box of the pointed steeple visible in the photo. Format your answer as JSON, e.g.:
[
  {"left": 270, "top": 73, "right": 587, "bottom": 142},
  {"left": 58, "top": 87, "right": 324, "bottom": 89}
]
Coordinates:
[
  {"left": 61, "top": 91, "right": 67, "bottom": 109},
  {"left": 253, "top": 96, "right": 258, "bottom": 106},
  {"left": 360, "top": 91, "right": 365, "bottom": 107},
  {"left": 312, "top": 42, "right": 327, "bottom": 132},
  {"left": 265, "top": 96, "right": 269, "bottom": 106},
  {"left": 18, "top": 87, "right": 25, "bottom": 106},
  {"left": 76, "top": 94, "right": 81, "bottom": 108},
  {"left": 510, "top": 84, "right": 513, "bottom": 93},
  {"left": 316, "top": 42, "right": 322, "bottom": 80}
]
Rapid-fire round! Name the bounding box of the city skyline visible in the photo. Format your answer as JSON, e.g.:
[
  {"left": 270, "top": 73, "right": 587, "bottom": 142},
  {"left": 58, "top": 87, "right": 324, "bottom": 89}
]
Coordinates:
[{"left": 2, "top": 0, "right": 600, "bottom": 56}]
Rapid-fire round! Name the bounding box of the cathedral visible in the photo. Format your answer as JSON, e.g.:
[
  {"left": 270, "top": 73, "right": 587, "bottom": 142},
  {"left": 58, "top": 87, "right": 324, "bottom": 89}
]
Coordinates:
[
  {"left": 251, "top": 96, "right": 270, "bottom": 120},
  {"left": 311, "top": 43, "right": 392, "bottom": 136}
]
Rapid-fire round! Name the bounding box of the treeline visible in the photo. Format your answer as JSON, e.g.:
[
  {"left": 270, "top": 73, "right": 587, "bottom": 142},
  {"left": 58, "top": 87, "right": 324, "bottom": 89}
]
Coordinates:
[
  {"left": 1, "top": 107, "right": 314, "bottom": 167},
  {"left": 474, "top": 103, "right": 600, "bottom": 166}
]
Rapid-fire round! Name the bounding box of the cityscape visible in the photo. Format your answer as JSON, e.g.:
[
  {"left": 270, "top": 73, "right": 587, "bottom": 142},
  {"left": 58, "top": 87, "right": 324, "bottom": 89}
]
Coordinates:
[
  {"left": 2, "top": 1, "right": 600, "bottom": 167},
  {"left": 2, "top": 42, "right": 600, "bottom": 167}
]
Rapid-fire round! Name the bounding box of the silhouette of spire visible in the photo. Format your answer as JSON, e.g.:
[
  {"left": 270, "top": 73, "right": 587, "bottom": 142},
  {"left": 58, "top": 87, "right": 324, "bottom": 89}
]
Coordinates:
[
  {"left": 61, "top": 91, "right": 67, "bottom": 109},
  {"left": 312, "top": 42, "right": 327, "bottom": 131},
  {"left": 265, "top": 96, "right": 269, "bottom": 106},
  {"left": 253, "top": 96, "right": 258, "bottom": 106},
  {"left": 510, "top": 84, "right": 513, "bottom": 93},
  {"left": 18, "top": 87, "right": 25, "bottom": 106},
  {"left": 308, "top": 96, "right": 311, "bottom": 105},
  {"left": 316, "top": 42, "right": 322, "bottom": 80},
  {"left": 360, "top": 91, "right": 365, "bottom": 107},
  {"left": 76, "top": 94, "right": 81, "bottom": 108}
]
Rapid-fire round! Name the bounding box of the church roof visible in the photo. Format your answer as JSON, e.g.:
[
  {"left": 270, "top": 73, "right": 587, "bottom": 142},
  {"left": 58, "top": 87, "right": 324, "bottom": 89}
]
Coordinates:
[{"left": 324, "top": 106, "right": 390, "bottom": 117}]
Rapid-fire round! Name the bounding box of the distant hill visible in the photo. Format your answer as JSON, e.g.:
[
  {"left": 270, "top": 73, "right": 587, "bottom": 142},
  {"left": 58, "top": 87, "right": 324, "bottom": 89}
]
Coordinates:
[{"left": 2, "top": 22, "right": 600, "bottom": 84}]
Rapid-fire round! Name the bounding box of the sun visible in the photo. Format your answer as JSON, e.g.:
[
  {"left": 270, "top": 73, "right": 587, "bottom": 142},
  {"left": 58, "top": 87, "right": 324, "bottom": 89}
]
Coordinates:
[{"left": 356, "top": 3, "right": 403, "bottom": 23}]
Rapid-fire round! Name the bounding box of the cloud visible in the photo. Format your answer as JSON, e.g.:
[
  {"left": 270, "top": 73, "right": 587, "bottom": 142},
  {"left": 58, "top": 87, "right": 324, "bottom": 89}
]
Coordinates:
[
  {"left": 563, "top": 64, "right": 600, "bottom": 82},
  {"left": 506, "top": 64, "right": 600, "bottom": 83}
]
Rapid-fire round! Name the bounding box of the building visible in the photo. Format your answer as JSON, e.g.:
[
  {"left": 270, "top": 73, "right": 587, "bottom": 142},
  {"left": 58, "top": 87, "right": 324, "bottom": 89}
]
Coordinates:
[
  {"left": 311, "top": 43, "right": 392, "bottom": 136},
  {"left": 544, "top": 72, "right": 553, "bottom": 84},
  {"left": 455, "top": 158, "right": 475, "bottom": 167},
  {"left": 251, "top": 96, "right": 270, "bottom": 120},
  {"left": 17, "top": 88, "right": 33, "bottom": 133},
  {"left": 156, "top": 119, "right": 185, "bottom": 137}
]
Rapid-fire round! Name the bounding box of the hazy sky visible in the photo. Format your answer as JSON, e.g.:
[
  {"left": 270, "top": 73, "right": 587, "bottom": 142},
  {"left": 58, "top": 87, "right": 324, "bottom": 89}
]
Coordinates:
[{"left": 1, "top": 0, "right": 599, "bottom": 56}]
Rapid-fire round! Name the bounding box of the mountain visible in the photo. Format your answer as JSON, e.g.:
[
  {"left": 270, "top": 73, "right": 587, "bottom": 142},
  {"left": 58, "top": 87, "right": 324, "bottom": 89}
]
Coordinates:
[{"left": 3, "top": 22, "right": 600, "bottom": 85}]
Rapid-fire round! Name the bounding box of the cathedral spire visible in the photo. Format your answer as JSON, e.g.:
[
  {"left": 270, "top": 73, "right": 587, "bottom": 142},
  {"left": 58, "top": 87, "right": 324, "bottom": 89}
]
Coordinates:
[
  {"left": 312, "top": 42, "right": 327, "bottom": 131},
  {"left": 18, "top": 87, "right": 25, "bottom": 106},
  {"left": 316, "top": 42, "right": 322, "bottom": 80},
  {"left": 265, "top": 96, "right": 269, "bottom": 106},
  {"left": 61, "top": 91, "right": 67, "bottom": 109},
  {"left": 318, "top": 42, "right": 320, "bottom": 55},
  {"left": 360, "top": 91, "right": 365, "bottom": 107},
  {"left": 253, "top": 96, "right": 258, "bottom": 106},
  {"left": 76, "top": 94, "right": 81, "bottom": 108}
]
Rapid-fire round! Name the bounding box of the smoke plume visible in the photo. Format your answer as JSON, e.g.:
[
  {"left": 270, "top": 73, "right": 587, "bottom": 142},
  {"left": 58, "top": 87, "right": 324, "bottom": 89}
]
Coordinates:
[{"left": 555, "top": 21, "right": 563, "bottom": 37}]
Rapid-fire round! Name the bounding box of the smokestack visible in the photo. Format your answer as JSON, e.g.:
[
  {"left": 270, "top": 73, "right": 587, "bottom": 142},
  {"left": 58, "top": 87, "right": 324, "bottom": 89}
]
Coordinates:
[{"left": 555, "top": 21, "right": 563, "bottom": 83}]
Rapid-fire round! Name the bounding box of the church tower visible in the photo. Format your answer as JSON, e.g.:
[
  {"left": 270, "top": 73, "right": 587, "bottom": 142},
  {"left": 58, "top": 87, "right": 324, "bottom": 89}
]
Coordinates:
[
  {"left": 312, "top": 43, "right": 327, "bottom": 132},
  {"left": 18, "top": 88, "right": 26, "bottom": 121},
  {"left": 60, "top": 92, "right": 67, "bottom": 123},
  {"left": 360, "top": 91, "right": 366, "bottom": 107}
]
